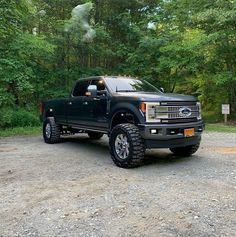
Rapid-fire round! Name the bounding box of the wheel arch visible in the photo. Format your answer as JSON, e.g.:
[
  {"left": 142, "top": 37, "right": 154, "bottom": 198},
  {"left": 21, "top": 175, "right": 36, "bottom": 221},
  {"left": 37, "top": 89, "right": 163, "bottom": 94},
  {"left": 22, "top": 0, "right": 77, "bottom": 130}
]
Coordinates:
[
  {"left": 109, "top": 104, "right": 144, "bottom": 130},
  {"left": 43, "top": 109, "right": 55, "bottom": 121}
]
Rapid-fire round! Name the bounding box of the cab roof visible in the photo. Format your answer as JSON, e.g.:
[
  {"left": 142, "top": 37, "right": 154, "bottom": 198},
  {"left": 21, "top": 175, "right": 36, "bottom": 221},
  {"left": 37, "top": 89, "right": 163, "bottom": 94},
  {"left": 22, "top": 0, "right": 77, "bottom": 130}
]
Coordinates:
[{"left": 75, "top": 75, "right": 137, "bottom": 83}]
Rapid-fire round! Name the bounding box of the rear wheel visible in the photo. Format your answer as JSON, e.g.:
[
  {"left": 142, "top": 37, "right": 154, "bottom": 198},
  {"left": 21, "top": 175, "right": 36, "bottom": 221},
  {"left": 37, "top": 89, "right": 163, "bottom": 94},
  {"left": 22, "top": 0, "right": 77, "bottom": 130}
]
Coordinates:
[
  {"left": 43, "top": 117, "right": 61, "bottom": 144},
  {"left": 109, "top": 123, "right": 145, "bottom": 168},
  {"left": 170, "top": 142, "right": 200, "bottom": 157},
  {"left": 87, "top": 132, "right": 103, "bottom": 140}
]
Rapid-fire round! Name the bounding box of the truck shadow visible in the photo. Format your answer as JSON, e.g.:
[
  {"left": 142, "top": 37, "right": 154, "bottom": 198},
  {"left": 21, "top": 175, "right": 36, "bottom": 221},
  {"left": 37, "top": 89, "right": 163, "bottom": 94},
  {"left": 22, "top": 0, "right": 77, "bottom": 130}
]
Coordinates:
[
  {"left": 60, "top": 135, "right": 198, "bottom": 167},
  {"left": 60, "top": 135, "right": 108, "bottom": 152},
  {"left": 143, "top": 150, "right": 198, "bottom": 167}
]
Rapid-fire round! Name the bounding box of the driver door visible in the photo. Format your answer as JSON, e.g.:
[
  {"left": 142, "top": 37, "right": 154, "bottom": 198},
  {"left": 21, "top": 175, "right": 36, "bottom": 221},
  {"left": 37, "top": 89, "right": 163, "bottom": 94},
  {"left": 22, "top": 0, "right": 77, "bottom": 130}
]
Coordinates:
[{"left": 83, "top": 79, "right": 109, "bottom": 129}]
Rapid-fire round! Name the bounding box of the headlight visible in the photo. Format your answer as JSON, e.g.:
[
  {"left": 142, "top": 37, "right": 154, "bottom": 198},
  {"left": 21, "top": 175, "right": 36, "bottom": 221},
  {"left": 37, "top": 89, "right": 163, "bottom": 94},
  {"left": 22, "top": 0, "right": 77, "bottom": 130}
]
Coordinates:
[
  {"left": 197, "top": 102, "right": 202, "bottom": 120},
  {"left": 140, "top": 102, "right": 164, "bottom": 122}
]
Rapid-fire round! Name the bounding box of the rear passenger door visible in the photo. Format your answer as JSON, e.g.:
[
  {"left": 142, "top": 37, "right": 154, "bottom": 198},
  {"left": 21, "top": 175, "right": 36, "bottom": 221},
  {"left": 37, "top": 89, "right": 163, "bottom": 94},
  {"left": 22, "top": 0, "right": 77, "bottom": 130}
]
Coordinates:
[{"left": 67, "top": 80, "right": 90, "bottom": 125}]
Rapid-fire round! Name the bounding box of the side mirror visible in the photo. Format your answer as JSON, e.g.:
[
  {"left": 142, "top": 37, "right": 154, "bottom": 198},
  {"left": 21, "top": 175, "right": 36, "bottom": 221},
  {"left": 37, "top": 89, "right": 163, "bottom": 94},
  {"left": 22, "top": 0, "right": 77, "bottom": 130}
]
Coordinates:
[
  {"left": 87, "top": 85, "right": 97, "bottom": 97},
  {"left": 160, "top": 87, "right": 164, "bottom": 93}
]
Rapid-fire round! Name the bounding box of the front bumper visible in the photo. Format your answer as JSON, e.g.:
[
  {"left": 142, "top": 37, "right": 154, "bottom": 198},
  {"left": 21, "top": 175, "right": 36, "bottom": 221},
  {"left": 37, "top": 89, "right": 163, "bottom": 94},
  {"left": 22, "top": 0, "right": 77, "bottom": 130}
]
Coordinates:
[{"left": 138, "top": 120, "right": 204, "bottom": 149}]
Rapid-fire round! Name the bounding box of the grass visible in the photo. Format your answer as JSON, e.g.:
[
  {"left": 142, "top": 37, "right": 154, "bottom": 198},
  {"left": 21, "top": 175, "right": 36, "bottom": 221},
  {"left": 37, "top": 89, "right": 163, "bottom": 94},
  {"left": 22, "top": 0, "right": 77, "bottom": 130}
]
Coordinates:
[
  {"left": 0, "top": 126, "right": 41, "bottom": 137},
  {"left": 205, "top": 123, "right": 236, "bottom": 133},
  {"left": 0, "top": 123, "right": 235, "bottom": 137}
]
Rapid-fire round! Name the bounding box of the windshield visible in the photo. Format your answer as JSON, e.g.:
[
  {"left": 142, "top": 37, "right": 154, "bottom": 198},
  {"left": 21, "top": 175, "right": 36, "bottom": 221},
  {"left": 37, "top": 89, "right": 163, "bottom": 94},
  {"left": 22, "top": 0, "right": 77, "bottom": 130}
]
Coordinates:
[{"left": 104, "top": 78, "right": 160, "bottom": 93}]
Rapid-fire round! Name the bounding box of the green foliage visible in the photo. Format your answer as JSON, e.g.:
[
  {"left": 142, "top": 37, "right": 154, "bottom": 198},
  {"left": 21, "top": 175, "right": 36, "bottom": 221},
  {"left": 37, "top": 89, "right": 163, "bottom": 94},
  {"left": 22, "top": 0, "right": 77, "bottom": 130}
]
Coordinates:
[
  {"left": 0, "top": 0, "right": 236, "bottom": 129},
  {"left": 0, "top": 108, "right": 40, "bottom": 128},
  {"left": 0, "top": 127, "right": 41, "bottom": 137},
  {"left": 202, "top": 111, "right": 221, "bottom": 124},
  {"left": 205, "top": 124, "right": 236, "bottom": 133}
]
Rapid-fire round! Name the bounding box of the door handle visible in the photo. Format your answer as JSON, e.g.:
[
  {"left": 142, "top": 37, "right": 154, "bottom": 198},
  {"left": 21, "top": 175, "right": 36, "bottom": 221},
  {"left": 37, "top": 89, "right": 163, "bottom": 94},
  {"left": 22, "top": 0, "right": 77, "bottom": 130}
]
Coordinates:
[
  {"left": 93, "top": 98, "right": 100, "bottom": 101},
  {"left": 68, "top": 102, "right": 72, "bottom": 105},
  {"left": 83, "top": 102, "right": 88, "bottom": 105}
]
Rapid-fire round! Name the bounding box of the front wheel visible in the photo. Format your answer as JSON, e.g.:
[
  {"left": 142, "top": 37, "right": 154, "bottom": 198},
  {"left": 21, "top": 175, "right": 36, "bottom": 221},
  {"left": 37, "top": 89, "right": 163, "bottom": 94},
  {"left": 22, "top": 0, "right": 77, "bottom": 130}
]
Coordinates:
[
  {"left": 43, "top": 117, "right": 61, "bottom": 144},
  {"left": 109, "top": 123, "right": 145, "bottom": 168},
  {"left": 170, "top": 142, "right": 200, "bottom": 157}
]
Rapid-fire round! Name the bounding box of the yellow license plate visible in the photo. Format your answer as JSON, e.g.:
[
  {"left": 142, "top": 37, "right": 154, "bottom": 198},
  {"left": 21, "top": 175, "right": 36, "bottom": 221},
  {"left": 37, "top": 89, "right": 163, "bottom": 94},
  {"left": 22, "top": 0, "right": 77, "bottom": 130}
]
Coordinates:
[{"left": 184, "top": 128, "right": 195, "bottom": 137}]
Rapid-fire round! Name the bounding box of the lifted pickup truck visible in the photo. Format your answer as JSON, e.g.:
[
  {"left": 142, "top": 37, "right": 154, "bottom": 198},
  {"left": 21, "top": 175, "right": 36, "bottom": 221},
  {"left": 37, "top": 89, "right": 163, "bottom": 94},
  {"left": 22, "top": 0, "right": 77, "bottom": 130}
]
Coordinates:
[{"left": 40, "top": 76, "right": 204, "bottom": 168}]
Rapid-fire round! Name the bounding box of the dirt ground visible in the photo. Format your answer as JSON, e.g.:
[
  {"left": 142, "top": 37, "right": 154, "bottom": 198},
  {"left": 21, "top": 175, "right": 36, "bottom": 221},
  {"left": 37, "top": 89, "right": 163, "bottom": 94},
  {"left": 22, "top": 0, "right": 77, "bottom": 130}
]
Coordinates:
[{"left": 0, "top": 132, "right": 235, "bottom": 237}]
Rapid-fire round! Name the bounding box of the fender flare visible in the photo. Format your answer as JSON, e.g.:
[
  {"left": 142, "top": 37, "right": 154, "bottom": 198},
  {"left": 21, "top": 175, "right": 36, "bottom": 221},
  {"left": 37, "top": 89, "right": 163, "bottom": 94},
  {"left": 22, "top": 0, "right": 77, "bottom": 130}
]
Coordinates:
[
  {"left": 109, "top": 102, "right": 144, "bottom": 130},
  {"left": 43, "top": 109, "right": 55, "bottom": 121}
]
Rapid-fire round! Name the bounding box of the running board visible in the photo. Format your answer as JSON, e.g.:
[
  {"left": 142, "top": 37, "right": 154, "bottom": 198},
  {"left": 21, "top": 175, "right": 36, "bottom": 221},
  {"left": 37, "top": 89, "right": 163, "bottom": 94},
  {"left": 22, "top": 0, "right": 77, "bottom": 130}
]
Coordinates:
[{"left": 71, "top": 125, "right": 108, "bottom": 134}]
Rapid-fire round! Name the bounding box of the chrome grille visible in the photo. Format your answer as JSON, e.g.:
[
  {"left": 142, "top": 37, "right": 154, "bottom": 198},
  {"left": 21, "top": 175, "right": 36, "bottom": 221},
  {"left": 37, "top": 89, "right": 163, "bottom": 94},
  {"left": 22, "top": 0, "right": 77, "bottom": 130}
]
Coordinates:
[
  {"left": 167, "top": 106, "right": 198, "bottom": 113},
  {"left": 168, "top": 111, "right": 199, "bottom": 119},
  {"left": 167, "top": 106, "right": 199, "bottom": 119},
  {"left": 156, "top": 102, "right": 200, "bottom": 123}
]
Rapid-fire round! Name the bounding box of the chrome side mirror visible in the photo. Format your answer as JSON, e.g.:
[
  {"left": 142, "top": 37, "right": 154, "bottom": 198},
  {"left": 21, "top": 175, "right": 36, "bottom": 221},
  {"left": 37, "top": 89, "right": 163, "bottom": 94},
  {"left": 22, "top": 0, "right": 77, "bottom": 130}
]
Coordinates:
[{"left": 87, "top": 85, "right": 97, "bottom": 97}]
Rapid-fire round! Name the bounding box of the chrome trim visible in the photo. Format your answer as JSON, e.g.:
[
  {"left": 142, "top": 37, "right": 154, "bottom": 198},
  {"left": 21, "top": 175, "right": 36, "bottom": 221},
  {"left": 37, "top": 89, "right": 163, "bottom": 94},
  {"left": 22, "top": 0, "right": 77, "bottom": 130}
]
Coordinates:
[{"left": 45, "top": 123, "right": 51, "bottom": 138}]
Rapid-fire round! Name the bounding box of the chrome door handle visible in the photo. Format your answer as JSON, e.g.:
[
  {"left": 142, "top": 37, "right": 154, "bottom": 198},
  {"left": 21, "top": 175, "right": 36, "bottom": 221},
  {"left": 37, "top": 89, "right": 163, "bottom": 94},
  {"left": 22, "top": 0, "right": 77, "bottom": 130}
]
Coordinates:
[
  {"left": 68, "top": 102, "right": 72, "bottom": 105},
  {"left": 93, "top": 98, "right": 100, "bottom": 101},
  {"left": 83, "top": 102, "right": 88, "bottom": 105}
]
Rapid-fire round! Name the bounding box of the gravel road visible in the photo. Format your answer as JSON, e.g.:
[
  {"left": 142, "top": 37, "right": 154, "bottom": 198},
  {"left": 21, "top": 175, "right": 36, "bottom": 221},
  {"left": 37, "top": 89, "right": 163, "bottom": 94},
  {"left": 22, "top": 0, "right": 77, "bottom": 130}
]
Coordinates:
[{"left": 0, "top": 132, "right": 236, "bottom": 237}]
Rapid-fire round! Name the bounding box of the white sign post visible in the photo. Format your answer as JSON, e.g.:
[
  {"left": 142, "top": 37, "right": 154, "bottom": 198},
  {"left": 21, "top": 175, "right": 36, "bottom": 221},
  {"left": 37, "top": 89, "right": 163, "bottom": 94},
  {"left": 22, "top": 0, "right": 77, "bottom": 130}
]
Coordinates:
[{"left": 222, "top": 104, "right": 230, "bottom": 124}]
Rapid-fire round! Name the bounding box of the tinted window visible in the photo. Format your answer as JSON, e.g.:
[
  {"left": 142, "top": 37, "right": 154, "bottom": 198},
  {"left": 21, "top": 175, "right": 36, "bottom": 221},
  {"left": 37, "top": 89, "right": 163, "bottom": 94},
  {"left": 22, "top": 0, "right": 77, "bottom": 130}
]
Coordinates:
[
  {"left": 90, "top": 79, "right": 106, "bottom": 91},
  {"left": 104, "top": 78, "right": 160, "bottom": 93},
  {"left": 73, "top": 80, "right": 90, "bottom": 97}
]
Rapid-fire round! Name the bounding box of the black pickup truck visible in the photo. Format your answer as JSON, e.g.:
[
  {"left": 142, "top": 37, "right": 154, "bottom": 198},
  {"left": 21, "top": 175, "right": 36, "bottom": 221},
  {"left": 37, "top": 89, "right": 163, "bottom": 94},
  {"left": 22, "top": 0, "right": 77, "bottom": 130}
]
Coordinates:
[{"left": 40, "top": 76, "right": 204, "bottom": 168}]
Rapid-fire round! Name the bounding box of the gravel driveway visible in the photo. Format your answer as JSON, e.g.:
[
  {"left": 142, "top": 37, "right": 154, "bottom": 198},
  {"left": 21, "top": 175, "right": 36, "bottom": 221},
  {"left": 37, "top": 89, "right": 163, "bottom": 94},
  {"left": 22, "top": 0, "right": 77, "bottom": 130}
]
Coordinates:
[{"left": 0, "top": 132, "right": 235, "bottom": 237}]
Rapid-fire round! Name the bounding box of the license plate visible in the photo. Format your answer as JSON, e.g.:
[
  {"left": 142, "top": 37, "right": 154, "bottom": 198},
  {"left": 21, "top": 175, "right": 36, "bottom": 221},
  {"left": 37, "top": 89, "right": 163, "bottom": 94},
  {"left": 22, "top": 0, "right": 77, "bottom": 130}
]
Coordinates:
[{"left": 184, "top": 128, "right": 194, "bottom": 137}]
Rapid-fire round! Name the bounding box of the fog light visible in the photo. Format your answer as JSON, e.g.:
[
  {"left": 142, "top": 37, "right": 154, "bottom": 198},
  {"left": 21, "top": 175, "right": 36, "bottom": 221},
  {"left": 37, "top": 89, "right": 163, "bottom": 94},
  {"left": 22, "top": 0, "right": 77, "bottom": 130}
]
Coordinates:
[
  {"left": 150, "top": 129, "right": 158, "bottom": 134},
  {"left": 198, "top": 127, "right": 203, "bottom": 132}
]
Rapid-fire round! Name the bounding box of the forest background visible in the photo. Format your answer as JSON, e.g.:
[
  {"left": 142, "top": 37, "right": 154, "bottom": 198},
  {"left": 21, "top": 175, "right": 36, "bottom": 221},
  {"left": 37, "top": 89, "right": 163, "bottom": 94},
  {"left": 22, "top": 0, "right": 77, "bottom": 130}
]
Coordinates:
[{"left": 0, "top": 0, "right": 236, "bottom": 129}]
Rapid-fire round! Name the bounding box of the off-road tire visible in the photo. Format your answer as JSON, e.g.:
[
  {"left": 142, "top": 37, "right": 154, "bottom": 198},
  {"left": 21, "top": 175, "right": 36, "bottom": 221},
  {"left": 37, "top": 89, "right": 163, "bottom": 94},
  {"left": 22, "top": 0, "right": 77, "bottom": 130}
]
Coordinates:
[
  {"left": 87, "top": 132, "right": 103, "bottom": 140},
  {"left": 170, "top": 142, "right": 200, "bottom": 157},
  {"left": 109, "top": 123, "right": 145, "bottom": 168},
  {"left": 43, "top": 117, "right": 61, "bottom": 144}
]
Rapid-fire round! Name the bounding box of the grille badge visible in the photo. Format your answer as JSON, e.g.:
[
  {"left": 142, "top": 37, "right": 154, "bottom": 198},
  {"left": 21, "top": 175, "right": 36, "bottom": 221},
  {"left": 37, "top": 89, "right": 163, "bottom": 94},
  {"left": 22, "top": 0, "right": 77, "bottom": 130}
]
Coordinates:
[{"left": 179, "top": 107, "right": 192, "bottom": 117}]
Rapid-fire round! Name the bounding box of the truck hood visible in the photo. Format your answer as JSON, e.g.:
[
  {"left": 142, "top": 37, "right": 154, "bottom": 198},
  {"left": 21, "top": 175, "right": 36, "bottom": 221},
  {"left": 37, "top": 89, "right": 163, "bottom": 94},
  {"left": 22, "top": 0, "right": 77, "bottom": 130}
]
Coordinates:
[{"left": 114, "top": 92, "right": 197, "bottom": 102}]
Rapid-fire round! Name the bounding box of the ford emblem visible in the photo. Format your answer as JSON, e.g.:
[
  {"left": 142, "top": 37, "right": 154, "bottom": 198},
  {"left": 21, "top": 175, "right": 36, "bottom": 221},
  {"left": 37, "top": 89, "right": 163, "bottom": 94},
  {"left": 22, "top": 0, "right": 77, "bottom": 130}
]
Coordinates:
[{"left": 179, "top": 107, "right": 192, "bottom": 117}]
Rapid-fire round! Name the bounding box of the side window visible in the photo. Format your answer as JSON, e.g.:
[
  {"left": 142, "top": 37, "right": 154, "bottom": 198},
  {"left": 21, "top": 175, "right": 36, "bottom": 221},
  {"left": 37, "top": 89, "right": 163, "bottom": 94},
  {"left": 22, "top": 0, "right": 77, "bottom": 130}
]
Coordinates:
[
  {"left": 90, "top": 79, "right": 106, "bottom": 91},
  {"left": 73, "top": 80, "right": 90, "bottom": 97}
]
